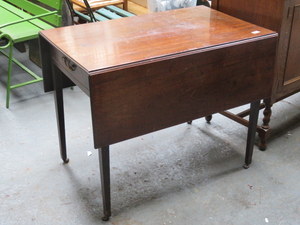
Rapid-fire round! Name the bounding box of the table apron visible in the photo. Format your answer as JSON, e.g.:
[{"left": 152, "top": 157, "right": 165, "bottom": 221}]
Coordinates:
[
  {"left": 52, "top": 46, "right": 90, "bottom": 95},
  {"left": 89, "top": 37, "right": 277, "bottom": 148}
]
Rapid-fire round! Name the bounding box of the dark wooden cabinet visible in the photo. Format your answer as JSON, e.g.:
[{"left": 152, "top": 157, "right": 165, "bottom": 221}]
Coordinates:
[
  {"left": 212, "top": 0, "right": 300, "bottom": 149},
  {"left": 277, "top": 0, "right": 300, "bottom": 99}
]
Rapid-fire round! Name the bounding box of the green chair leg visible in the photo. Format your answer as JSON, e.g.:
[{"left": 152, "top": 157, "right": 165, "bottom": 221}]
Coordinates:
[
  {"left": 0, "top": 41, "right": 43, "bottom": 108},
  {"left": 6, "top": 44, "right": 13, "bottom": 108}
]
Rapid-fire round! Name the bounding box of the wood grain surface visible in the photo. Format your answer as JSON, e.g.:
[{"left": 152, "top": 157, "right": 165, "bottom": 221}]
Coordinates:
[
  {"left": 212, "top": 0, "right": 285, "bottom": 32},
  {"left": 89, "top": 37, "right": 277, "bottom": 147},
  {"left": 40, "top": 6, "right": 276, "bottom": 73}
]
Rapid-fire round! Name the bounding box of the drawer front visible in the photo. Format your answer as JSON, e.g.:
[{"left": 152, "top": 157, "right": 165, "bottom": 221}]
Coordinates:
[{"left": 51, "top": 46, "right": 90, "bottom": 95}]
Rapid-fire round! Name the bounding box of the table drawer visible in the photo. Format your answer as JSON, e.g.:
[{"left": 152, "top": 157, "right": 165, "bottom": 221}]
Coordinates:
[{"left": 51, "top": 46, "right": 90, "bottom": 95}]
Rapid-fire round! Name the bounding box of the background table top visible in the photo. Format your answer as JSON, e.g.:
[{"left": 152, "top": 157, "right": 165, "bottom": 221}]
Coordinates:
[{"left": 71, "top": 0, "right": 125, "bottom": 10}]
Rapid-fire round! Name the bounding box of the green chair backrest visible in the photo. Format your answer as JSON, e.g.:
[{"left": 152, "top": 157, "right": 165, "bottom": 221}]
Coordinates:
[{"left": 4, "top": 0, "right": 63, "bottom": 27}]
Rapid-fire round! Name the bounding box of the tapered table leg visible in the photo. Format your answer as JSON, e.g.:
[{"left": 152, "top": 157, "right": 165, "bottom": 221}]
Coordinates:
[
  {"left": 52, "top": 65, "right": 69, "bottom": 163},
  {"left": 98, "top": 146, "right": 111, "bottom": 221},
  {"left": 244, "top": 100, "right": 260, "bottom": 169}
]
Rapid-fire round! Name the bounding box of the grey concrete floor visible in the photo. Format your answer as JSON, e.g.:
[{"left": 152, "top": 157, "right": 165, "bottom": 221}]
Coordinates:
[{"left": 1, "top": 48, "right": 300, "bottom": 225}]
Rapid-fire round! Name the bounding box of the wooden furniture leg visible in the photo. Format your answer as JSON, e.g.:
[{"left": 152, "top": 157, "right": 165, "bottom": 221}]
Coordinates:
[
  {"left": 98, "top": 146, "right": 111, "bottom": 221},
  {"left": 205, "top": 115, "right": 212, "bottom": 123},
  {"left": 187, "top": 115, "right": 212, "bottom": 125},
  {"left": 123, "top": 0, "right": 128, "bottom": 10},
  {"left": 206, "top": 100, "right": 271, "bottom": 151},
  {"left": 244, "top": 100, "right": 260, "bottom": 169},
  {"left": 258, "top": 98, "right": 272, "bottom": 150},
  {"left": 52, "top": 65, "right": 69, "bottom": 163}
]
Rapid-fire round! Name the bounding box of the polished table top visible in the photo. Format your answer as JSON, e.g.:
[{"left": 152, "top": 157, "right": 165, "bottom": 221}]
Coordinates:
[{"left": 41, "top": 6, "right": 276, "bottom": 73}]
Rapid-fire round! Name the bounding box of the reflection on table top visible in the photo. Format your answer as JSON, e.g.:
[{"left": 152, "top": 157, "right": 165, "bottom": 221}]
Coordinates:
[{"left": 41, "top": 6, "right": 276, "bottom": 73}]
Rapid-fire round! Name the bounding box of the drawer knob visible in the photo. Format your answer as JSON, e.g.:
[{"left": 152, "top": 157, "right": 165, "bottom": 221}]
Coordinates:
[{"left": 63, "top": 56, "right": 77, "bottom": 71}]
